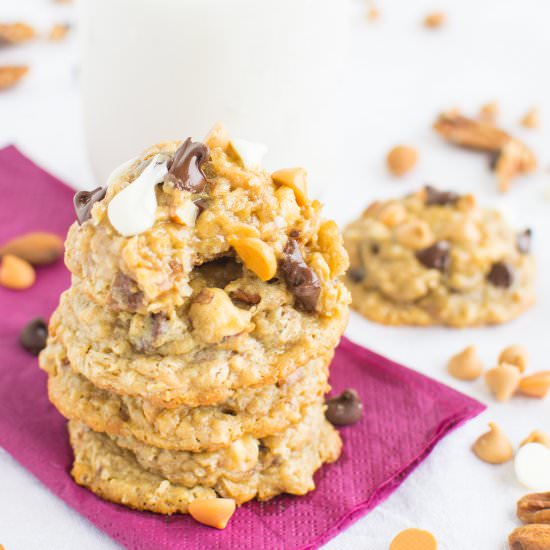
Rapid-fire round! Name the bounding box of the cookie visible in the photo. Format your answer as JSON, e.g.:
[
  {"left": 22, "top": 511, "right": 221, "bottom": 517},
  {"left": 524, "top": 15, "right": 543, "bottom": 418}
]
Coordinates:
[
  {"left": 42, "top": 264, "right": 347, "bottom": 408},
  {"left": 344, "top": 186, "right": 535, "bottom": 327},
  {"left": 69, "top": 409, "right": 341, "bottom": 511},
  {"left": 44, "top": 347, "right": 331, "bottom": 452},
  {"left": 65, "top": 140, "right": 349, "bottom": 317}
]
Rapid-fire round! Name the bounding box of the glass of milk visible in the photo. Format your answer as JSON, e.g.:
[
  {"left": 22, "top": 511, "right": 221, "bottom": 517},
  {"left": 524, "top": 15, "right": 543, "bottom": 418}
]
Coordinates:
[{"left": 78, "top": 0, "right": 350, "bottom": 188}]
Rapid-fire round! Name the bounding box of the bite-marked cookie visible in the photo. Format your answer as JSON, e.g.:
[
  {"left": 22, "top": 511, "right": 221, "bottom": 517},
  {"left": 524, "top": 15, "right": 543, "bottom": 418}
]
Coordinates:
[{"left": 344, "top": 186, "right": 535, "bottom": 327}]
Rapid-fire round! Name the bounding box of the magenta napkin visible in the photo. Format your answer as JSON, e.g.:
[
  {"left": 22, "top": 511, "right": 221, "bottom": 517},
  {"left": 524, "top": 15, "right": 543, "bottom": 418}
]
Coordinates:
[{"left": 0, "top": 146, "right": 485, "bottom": 550}]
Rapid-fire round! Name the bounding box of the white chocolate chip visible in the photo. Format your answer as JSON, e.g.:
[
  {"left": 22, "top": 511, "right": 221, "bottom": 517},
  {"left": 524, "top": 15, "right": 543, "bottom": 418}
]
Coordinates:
[
  {"left": 230, "top": 138, "right": 268, "bottom": 169},
  {"left": 514, "top": 443, "right": 550, "bottom": 490},
  {"left": 171, "top": 200, "right": 199, "bottom": 227},
  {"left": 106, "top": 156, "right": 139, "bottom": 187},
  {"left": 107, "top": 155, "right": 168, "bottom": 236}
]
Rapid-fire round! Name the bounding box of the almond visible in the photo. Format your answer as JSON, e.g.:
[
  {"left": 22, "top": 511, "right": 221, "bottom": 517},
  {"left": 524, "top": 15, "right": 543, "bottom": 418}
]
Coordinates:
[{"left": 0, "top": 232, "right": 64, "bottom": 265}]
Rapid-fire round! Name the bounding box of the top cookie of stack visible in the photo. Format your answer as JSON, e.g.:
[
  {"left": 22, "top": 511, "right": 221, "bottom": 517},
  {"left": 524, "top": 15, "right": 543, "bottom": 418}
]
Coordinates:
[{"left": 47, "top": 128, "right": 350, "bottom": 409}]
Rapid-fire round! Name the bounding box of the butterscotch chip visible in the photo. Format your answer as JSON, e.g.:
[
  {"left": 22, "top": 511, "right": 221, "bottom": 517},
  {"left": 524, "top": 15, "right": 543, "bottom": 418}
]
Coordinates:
[
  {"left": 48, "top": 23, "right": 70, "bottom": 41},
  {"left": 485, "top": 363, "right": 520, "bottom": 402},
  {"left": 387, "top": 145, "right": 418, "bottom": 176},
  {"left": 499, "top": 344, "right": 528, "bottom": 373},
  {"left": 447, "top": 345, "right": 483, "bottom": 381},
  {"left": 389, "top": 528, "right": 437, "bottom": 550},
  {"left": 271, "top": 167, "right": 308, "bottom": 206},
  {"left": 0, "top": 66, "right": 29, "bottom": 91},
  {"left": 367, "top": 6, "right": 380, "bottom": 21},
  {"left": 472, "top": 422, "right": 513, "bottom": 464},
  {"left": 188, "top": 498, "right": 236, "bottom": 529},
  {"left": 423, "top": 12, "right": 446, "bottom": 29},
  {"left": 0, "top": 254, "right": 35, "bottom": 290},
  {"left": 0, "top": 23, "right": 35, "bottom": 45},
  {"left": 521, "top": 107, "right": 540, "bottom": 130},
  {"left": 519, "top": 372, "right": 550, "bottom": 398},
  {"left": 522, "top": 431, "right": 550, "bottom": 450},
  {"left": 479, "top": 101, "right": 499, "bottom": 123},
  {"left": 229, "top": 236, "right": 277, "bottom": 282}
]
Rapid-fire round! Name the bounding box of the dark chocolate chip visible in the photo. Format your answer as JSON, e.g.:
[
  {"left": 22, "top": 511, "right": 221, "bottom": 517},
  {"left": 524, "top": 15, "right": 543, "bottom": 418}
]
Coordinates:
[
  {"left": 489, "top": 150, "right": 502, "bottom": 171},
  {"left": 487, "top": 261, "right": 514, "bottom": 288},
  {"left": 424, "top": 185, "right": 460, "bottom": 206},
  {"left": 347, "top": 266, "right": 366, "bottom": 283},
  {"left": 193, "top": 198, "right": 209, "bottom": 215},
  {"left": 279, "top": 238, "right": 321, "bottom": 312},
  {"left": 325, "top": 389, "right": 363, "bottom": 426},
  {"left": 110, "top": 273, "right": 144, "bottom": 312},
  {"left": 73, "top": 187, "right": 107, "bottom": 224},
  {"left": 289, "top": 229, "right": 300, "bottom": 239},
  {"left": 415, "top": 241, "right": 451, "bottom": 272},
  {"left": 19, "top": 317, "right": 48, "bottom": 355},
  {"left": 517, "top": 229, "right": 532, "bottom": 254},
  {"left": 229, "top": 289, "right": 261, "bottom": 306},
  {"left": 165, "top": 138, "right": 209, "bottom": 192},
  {"left": 371, "top": 243, "right": 380, "bottom": 255}
]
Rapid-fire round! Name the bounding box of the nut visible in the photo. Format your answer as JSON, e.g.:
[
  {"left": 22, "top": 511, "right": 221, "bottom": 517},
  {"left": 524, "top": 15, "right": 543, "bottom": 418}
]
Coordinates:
[
  {"left": 386, "top": 145, "right": 418, "bottom": 176},
  {"left": 271, "top": 167, "right": 308, "bottom": 206},
  {"left": 0, "top": 232, "right": 64, "bottom": 265},
  {"left": 188, "top": 498, "right": 236, "bottom": 529},
  {"left": 170, "top": 200, "right": 199, "bottom": 227},
  {"left": 377, "top": 202, "right": 407, "bottom": 227},
  {"left": 519, "top": 372, "right": 550, "bottom": 398},
  {"left": 0, "top": 23, "right": 35, "bottom": 45},
  {"left": 509, "top": 524, "right": 550, "bottom": 549},
  {"left": 229, "top": 237, "right": 277, "bottom": 281},
  {"left": 518, "top": 493, "right": 550, "bottom": 524},
  {"left": 472, "top": 422, "right": 513, "bottom": 464},
  {"left": 48, "top": 23, "right": 70, "bottom": 41},
  {"left": 447, "top": 345, "right": 484, "bottom": 381},
  {"left": 0, "top": 254, "right": 36, "bottom": 290},
  {"left": 189, "top": 288, "right": 252, "bottom": 344},
  {"left": 394, "top": 220, "right": 434, "bottom": 250},
  {"left": 389, "top": 528, "right": 437, "bottom": 550},
  {"left": 423, "top": 12, "right": 446, "bottom": 29},
  {"left": 499, "top": 345, "right": 529, "bottom": 373},
  {"left": 522, "top": 431, "right": 550, "bottom": 450},
  {"left": 521, "top": 107, "right": 540, "bottom": 130},
  {"left": 479, "top": 101, "right": 499, "bottom": 123},
  {"left": 0, "top": 66, "right": 29, "bottom": 91},
  {"left": 485, "top": 363, "right": 521, "bottom": 402}
]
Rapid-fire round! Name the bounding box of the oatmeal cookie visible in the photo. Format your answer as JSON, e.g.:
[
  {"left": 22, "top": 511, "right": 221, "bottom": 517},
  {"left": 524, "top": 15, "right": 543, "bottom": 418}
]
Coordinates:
[
  {"left": 65, "top": 139, "right": 349, "bottom": 317},
  {"left": 42, "top": 266, "right": 346, "bottom": 407},
  {"left": 69, "top": 409, "right": 341, "bottom": 511},
  {"left": 344, "top": 186, "right": 535, "bottom": 326},
  {"left": 44, "top": 348, "right": 331, "bottom": 452}
]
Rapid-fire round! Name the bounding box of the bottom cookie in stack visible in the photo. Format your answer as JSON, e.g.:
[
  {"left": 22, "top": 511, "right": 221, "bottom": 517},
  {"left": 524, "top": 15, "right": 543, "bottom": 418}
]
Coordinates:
[{"left": 69, "top": 401, "right": 341, "bottom": 515}]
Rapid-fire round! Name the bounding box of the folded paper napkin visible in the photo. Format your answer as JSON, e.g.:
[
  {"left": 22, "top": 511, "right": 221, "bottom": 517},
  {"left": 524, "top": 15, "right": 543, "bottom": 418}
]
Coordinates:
[{"left": 0, "top": 146, "right": 485, "bottom": 550}]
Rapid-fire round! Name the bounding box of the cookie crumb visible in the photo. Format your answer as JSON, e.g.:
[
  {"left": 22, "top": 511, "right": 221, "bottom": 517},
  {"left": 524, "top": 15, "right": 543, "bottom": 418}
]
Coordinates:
[
  {"left": 386, "top": 145, "right": 418, "bottom": 176},
  {"left": 479, "top": 101, "right": 499, "bottom": 124},
  {"left": 520, "top": 107, "right": 540, "bottom": 129},
  {"left": 423, "top": 11, "right": 446, "bottom": 29}
]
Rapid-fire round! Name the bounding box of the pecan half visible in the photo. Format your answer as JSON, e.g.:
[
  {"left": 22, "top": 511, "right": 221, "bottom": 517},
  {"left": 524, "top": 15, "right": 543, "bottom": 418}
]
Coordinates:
[
  {"left": 433, "top": 111, "right": 537, "bottom": 193},
  {"left": 509, "top": 524, "right": 550, "bottom": 550},
  {"left": 518, "top": 493, "right": 550, "bottom": 524},
  {"left": 0, "top": 66, "right": 29, "bottom": 90}
]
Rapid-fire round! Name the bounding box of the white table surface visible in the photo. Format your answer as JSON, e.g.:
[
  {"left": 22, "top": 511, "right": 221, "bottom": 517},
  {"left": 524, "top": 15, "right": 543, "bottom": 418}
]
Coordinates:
[{"left": 2, "top": 1, "right": 550, "bottom": 549}]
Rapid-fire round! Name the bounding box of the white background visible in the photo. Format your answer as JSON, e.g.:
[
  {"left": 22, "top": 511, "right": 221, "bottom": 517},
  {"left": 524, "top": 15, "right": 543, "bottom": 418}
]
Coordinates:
[{"left": 1, "top": 1, "right": 550, "bottom": 549}]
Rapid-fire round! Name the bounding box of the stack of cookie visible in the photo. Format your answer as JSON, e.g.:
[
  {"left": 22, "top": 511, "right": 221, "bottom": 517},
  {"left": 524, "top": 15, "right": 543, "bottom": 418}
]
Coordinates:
[{"left": 39, "top": 127, "right": 350, "bottom": 514}]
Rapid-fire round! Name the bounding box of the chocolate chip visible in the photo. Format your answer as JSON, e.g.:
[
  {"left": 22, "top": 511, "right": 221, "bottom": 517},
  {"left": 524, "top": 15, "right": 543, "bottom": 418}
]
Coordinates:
[
  {"left": 487, "top": 261, "right": 514, "bottom": 288},
  {"left": 371, "top": 243, "right": 380, "bottom": 255},
  {"left": 517, "top": 229, "right": 532, "bottom": 254},
  {"left": 289, "top": 229, "right": 300, "bottom": 239},
  {"left": 110, "top": 273, "right": 144, "bottom": 312},
  {"left": 347, "top": 266, "right": 366, "bottom": 283},
  {"left": 415, "top": 241, "right": 451, "bottom": 272},
  {"left": 229, "top": 289, "right": 261, "bottom": 306},
  {"left": 279, "top": 239, "right": 321, "bottom": 312},
  {"left": 193, "top": 198, "right": 209, "bottom": 215},
  {"left": 424, "top": 185, "right": 460, "bottom": 206},
  {"left": 19, "top": 317, "right": 48, "bottom": 355},
  {"left": 325, "top": 389, "right": 363, "bottom": 426},
  {"left": 165, "top": 138, "right": 209, "bottom": 192},
  {"left": 489, "top": 150, "right": 502, "bottom": 171},
  {"left": 73, "top": 187, "right": 107, "bottom": 224}
]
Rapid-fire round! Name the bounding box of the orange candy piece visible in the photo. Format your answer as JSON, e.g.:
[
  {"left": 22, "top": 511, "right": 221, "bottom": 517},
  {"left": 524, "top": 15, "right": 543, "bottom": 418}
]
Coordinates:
[
  {"left": 188, "top": 498, "right": 236, "bottom": 530},
  {"left": 0, "top": 254, "right": 36, "bottom": 289},
  {"left": 390, "top": 528, "right": 437, "bottom": 550}
]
